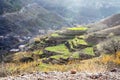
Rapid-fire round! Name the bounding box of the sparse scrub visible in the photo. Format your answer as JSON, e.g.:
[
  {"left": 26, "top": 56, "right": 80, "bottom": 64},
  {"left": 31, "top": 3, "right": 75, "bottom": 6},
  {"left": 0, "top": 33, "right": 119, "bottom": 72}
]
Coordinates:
[
  {"left": 1, "top": 55, "right": 117, "bottom": 77},
  {"left": 101, "top": 52, "right": 120, "bottom": 65},
  {"left": 33, "top": 37, "right": 41, "bottom": 43},
  {"left": 101, "top": 37, "right": 120, "bottom": 57}
]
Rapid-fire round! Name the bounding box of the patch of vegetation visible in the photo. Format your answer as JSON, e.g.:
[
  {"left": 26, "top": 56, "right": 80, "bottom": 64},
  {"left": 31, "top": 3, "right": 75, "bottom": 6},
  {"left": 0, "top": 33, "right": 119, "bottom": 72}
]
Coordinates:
[
  {"left": 51, "top": 33, "right": 61, "bottom": 37},
  {"left": 34, "top": 37, "right": 41, "bottom": 43},
  {"left": 39, "top": 63, "right": 50, "bottom": 70},
  {"left": 45, "top": 44, "right": 70, "bottom": 54},
  {"left": 82, "top": 47, "right": 94, "bottom": 55},
  {"left": 76, "top": 39, "right": 88, "bottom": 45},
  {"left": 68, "top": 41, "right": 75, "bottom": 49},
  {"left": 13, "top": 52, "right": 32, "bottom": 62},
  {"left": 77, "top": 35, "right": 86, "bottom": 39},
  {"left": 100, "top": 37, "right": 120, "bottom": 56},
  {"left": 49, "top": 51, "right": 80, "bottom": 60},
  {"left": 71, "top": 52, "right": 80, "bottom": 58},
  {"left": 33, "top": 50, "right": 43, "bottom": 55},
  {"left": 50, "top": 55, "right": 69, "bottom": 59},
  {"left": 2, "top": 57, "right": 108, "bottom": 76},
  {"left": 101, "top": 52, "right": 120, "bottom": 65},
  {"left": 70, "top": 37, "right": 88, "bottom": 46},
  {"left": 67, "top": 26, "right": 88, "bottom": 31}
]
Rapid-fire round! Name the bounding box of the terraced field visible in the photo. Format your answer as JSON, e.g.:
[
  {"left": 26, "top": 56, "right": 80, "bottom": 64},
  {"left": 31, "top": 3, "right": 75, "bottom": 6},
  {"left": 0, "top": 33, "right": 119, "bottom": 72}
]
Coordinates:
[{"left": 28, "top": 26, "right": 96, "bottom": 64}]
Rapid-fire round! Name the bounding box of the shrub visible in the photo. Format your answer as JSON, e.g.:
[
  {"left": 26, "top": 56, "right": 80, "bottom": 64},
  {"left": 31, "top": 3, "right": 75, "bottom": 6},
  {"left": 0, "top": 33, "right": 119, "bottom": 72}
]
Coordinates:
[
  {"left": 19, "top": 57, "right": 34, "bottom": 63},
  {"left": 101, "top": 37, "right": 120, "bottom": 57}
]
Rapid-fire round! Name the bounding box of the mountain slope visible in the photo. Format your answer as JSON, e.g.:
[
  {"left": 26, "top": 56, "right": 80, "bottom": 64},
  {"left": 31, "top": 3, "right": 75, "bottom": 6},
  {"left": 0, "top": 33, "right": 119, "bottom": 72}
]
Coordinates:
[
  {"left": 37, "top": 0, "right": 120, "bottom": 24},
  {"left": 0, "top": 0, "right": 23, "bottom": 15},
  {"left": 1, "top": 0, "right": 120, "bottom": 36},
  {"left": 0, "top": 0, "right": 120, "bottom": 54},
  {"left": 0, "top": 3, "right": 69, "bottom": 53},
  {"left": 0, "top": 3, "right": 68, "bottom": 36},
  {"left": 100, "top": 14, "right": 120, "bottom": 27},
  {"left": 87, "top": 13, "right": 120, "bottom": 33},
  {"left": 85, "top": 14, "right": 120, "bottom": 45},
  {"left": 95, "top": 25, "right": 120, "bottom": 35}
]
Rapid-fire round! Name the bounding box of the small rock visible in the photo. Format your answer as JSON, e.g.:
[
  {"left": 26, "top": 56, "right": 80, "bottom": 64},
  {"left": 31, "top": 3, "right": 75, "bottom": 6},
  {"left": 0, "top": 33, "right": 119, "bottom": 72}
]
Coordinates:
[
  {"left": 70, "top": 70, "right": 77, "bottom": 74},
  {"left": 21, "top": 74, "right": 25, "bottom": 76},
  {"left": 44, "top": 72, "right": 48, "bottom": 74},
  {"left": 110, "top": 68, "right": 117, "bottom": 72},
  {"left": 89, "top": 73, "right": 102, "bottom": 79},
  {"left": 38, "top": 78, "right": 43, "bottom": 80}
]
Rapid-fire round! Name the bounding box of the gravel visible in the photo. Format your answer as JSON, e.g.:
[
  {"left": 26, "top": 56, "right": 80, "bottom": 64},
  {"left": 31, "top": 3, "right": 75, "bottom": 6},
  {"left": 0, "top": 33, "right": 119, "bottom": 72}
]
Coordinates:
[{"left": 0, "top": 71, "right": 120, "bottom": 80}]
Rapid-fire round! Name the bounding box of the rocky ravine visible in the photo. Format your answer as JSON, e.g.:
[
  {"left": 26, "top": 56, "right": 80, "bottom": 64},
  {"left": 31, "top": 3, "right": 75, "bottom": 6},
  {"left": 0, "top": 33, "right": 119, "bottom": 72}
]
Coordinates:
[{"left": 1, "top": 71, "right": 120, "bottom": 80}]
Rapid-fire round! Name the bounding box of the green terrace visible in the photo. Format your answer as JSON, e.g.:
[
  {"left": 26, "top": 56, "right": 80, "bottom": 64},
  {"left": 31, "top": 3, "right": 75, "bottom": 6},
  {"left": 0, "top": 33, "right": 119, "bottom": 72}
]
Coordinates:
[
  {"left": 33, "top": 50, "right": 43, "bottom": 55},
  {"left": 50, "top": 55, "right": 70, "bottom": 59},
  {"left": 69, "top": 37, "right": 88, "bottom": 48},
  {"left": 45, "top": 45, "right": 80, "bottom": 59},
  {"left": 44, "top": 40, "right": 94, "bottom": 59},
  {"left": 81, "top": 47, "right": 94, "bottom": 55},
  {"left": 42, "top": 26, "right": 94, "bottom": 60},
  {"left": 67, "top": 26, "right": 88, "bottom": 31},
  {"left": 73, "top": 37, "right": 88, "bottom": 45},
  {"left": 45, "top": 44, "right": 70, "bottom": 54},
  {"left": 51, "top": 33, "right": 61, "bottom": 37},
  {"left": 45, "top": 44, "right": 71, "bottom": 59}
]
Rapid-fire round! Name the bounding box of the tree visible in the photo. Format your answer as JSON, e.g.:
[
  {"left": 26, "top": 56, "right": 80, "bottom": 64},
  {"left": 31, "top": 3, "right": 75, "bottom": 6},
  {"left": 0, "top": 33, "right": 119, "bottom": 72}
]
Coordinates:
[{"left": 102, "top": 37, "right": 120, "bottom": 57}]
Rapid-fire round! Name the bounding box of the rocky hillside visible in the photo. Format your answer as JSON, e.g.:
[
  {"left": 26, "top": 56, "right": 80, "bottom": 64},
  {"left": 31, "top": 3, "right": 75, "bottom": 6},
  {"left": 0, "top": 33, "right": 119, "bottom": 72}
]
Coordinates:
[
  {"left": 1, "top": 0, "right": 120, "bottom": 36},
  {"left": 0, "top": 1, "right": 69, "bottom": 52},
  {"left": 37, "top": 0, "right": 120, "bottom": 24},
  {"left": 85, "top": 13, "right": 120, "bottom": 45},
  {"left": 0, "top": 3, "right": 68, "bottom": 36},
  {"left": 0, "top": 0, "right": 23, "bottom": 15},
  {"left": 87, "top": 13, "right": 120, "bottom": 33}
]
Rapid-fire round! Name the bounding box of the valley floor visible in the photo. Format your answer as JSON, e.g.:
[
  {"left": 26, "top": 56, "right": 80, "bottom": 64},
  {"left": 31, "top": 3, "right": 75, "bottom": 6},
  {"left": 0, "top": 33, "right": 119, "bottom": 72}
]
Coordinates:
[{"left": 1, "top": 71, "right": 120, "bottom": 80}]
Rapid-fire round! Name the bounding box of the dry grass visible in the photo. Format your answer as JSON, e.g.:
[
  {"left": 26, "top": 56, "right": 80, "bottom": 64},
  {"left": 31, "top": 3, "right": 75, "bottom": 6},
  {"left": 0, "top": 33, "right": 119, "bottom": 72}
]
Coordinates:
[
  {"left": 0, "top": 58, "right": 107, "bottom": 77},
  {"left": 1, "top": 52, "right": 120, "bottom": 77},
  {"left": 100, "top": 52, "right": 120, "bottom": 65},
  {"left": 0, "top": 61, "right": 41, "bottom": 76},
  {"left": 43, "top": 58, "right": 107, "bottom": 73}
]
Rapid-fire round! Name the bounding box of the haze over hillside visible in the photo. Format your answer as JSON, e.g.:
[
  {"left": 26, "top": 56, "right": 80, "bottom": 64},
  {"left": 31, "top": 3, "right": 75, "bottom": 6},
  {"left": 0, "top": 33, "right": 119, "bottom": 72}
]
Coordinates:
[
  {"left": 0, "top": 0, "right": 120, "bottom": 36},
  {"left": 0, "top": 0, "right": 120, "bottom": 54}
]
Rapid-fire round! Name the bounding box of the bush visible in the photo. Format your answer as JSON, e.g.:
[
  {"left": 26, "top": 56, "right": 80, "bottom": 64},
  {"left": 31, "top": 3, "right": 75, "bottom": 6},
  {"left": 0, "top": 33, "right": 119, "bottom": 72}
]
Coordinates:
[
  {"left": 19, "top": 57, "right": 34, "bottom": 63},
  {"left": 101, "top": 37, "right": 120, "bottom": 57}
]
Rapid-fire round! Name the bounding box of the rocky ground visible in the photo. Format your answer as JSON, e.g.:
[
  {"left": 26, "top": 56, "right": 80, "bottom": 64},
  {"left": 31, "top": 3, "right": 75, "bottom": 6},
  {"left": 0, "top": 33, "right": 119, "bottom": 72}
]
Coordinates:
[{"left": 1, "top": 70, "right": 120, "bottom": 80}]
